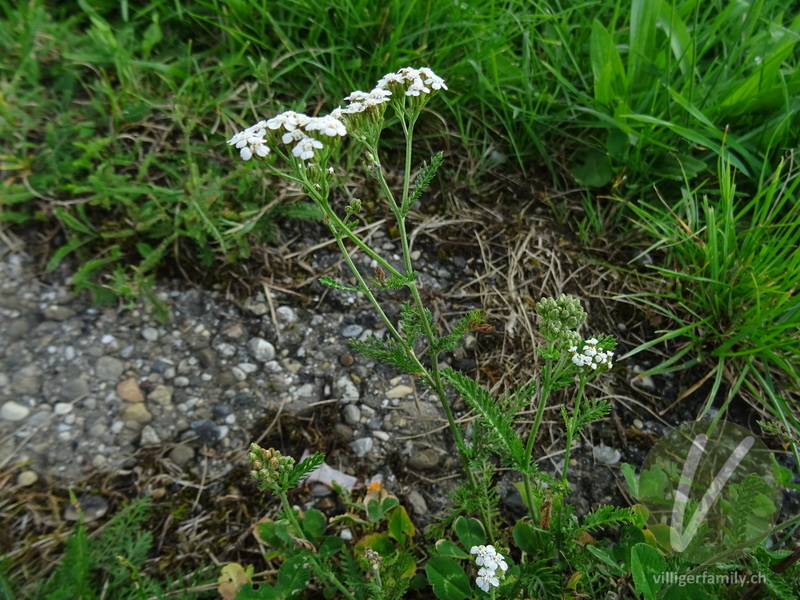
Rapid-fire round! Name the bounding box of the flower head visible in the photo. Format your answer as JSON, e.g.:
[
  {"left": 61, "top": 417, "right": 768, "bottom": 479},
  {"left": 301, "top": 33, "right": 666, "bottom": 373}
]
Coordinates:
[
  {"left": 568, "top": 338, "right": 614, "bottom": 371},
  {"left": 292, "top": 137, "right": 324, "bottom": 161},
  {"left": 227, "top": 121, "right": 271, "bottom": 161},
  {"left": 247, "top": 444, "right": 295, "bottom": 490},
  {"left": 470, "top": 545, "right": 508, "bottom": 593},
  {"left": 536, "top": 294, "right": 587, "bottom": 345}
]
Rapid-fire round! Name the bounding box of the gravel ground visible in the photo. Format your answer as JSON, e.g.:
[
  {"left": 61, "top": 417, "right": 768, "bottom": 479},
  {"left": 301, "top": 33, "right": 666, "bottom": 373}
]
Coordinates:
[{"left": 0, "top": 234, "right": 487, "bottom": 518}]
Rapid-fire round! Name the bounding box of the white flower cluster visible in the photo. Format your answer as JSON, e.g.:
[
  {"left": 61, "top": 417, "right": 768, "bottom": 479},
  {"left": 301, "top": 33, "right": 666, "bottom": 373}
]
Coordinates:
[
  {"left": 227, "top": 110, "right": 347, "bottom": 162},
  {"left": 227, "top": 67, "right": 446, "bottom": 161},
  {"left": 470, "top": 544, "right": 508, "bottom": 592},
  {"left": 568, "top": 337, "right": 613, "bottom": 370}
]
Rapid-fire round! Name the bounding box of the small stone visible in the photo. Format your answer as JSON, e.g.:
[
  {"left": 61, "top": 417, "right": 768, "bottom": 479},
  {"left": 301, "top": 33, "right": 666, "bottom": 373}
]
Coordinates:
[
  {"left": 64, "top": 346, "right": 76, "bottom": 361},
  {"left": 372, "top": 430, "right": 390, "bottom": 441},
  {"left": 190, "top": 418, "right": 221, "bottom": 445},
  {"left": 215, "top": 342, "right": 237, "bottom": 358},
  {"left": 63, "top": 494, "right": 108, "bottom": 522},
  {"left": 334, "top": 423, "right": 353, "bottom": 440},
  {"left": 17, "top": 470, "right": 39, "bottom": 487},
  {"left": 238, "top": 362, "right": 258, "bottom": 374},
  {"left": 409, "top": 250, "right": 421, "bottom": 261},
  {"left": 406, "top": 490, "right": 428, "bottom": 515},
  {"left": 43, "top": 305, "right": 76, "bottom": 321},
  {"left": 141, "top": 327, "right": 159, "bottom": 341},
  {"left": 339, "top": 354, "right": 355, "bottom": 367},
  {"left": 169, "top": 445, "right": 195, "bottom": 467},
  {"left": 350, "top": 437, "right": 373, "bottom": 457},
  {"left": 594, "top": 445, "right": 622, "bottom": 465},
  {"left": 1, "top": 401, "right": 30, "bottom": 422},
  {"left": 296, "top": 383, "right": 316, "bottom": 398},
  {"left": 247, "top": 338, "right": 275, "bottom": 362},
  {"left": 62, "top": 378, "right": 90, "bottom": 400},
  {"left": 117, "top": 378, "right": 144, "bottom": 402},
  {"left": 122, "top": 403, "right": 153, "bottom": 425},
  {"left": 342, "top": 324, "right": 364, "bottom": 338},
  {"left": 247, "top": 301, "right": 269, "bottom": 316},
  {"left": 140, "top": 425, "right": 161, "bottom": 446},
  {"left": 336, "top": 376, "right": 360, "bottom": 403},
  {"left": 11, "top": 365, "right": 43, "bottom": 395},
  {"left": 222, "top": 323, "right": 245, "bottom": 339},
  {"left": 408, "top": 448, "right": 441, "bottom": 471},
  {"left": 197, "top": 348, "right": 217, "bottom": 368},
  {"left": 233, "top": 390, "right": 253, "bottom": 406},
  {"left": 231, "top": 367, "right": 247, "bottom": 382},
  {"left": 88, "top": 423, "right": 107, "bottom": 438},
  {"left": 633, "top": 418, "right": 644, "bottom": 429},
  {"left": 101, "top": 334, "right": 115, "bottom": 344},
  {"left": 148, "top": 384, "right": 173, "bottom": 406},
  {"left": 276, "top": 306, "right": 297, "bottom": 323},
  {"left": 174, "top": 376, "right": 190, "bottom": 387},
  {"left": 386, "top": 384, "right": 413, "bottom": 399},
  {"left": 53, "top": 402, "right": 73, "bottom": 416},
  {"left": 96, "top": 356, "right": 124, "bottom": 382},
  {"left": 343, "top": 404, "right": 361, "bottom": 425}
]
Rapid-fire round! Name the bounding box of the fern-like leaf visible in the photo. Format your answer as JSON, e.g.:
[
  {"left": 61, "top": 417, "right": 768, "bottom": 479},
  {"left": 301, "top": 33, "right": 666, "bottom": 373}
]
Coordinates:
[
  {"left": 434, "top": 310, "right": 484, "bottom": 354},
  {"left": 349, "top": 335, "right": 423, "bottom": 376},
  {"left": 403, "top": 151, "right": 444, "bottom": 216},
  {"left": 319, "top": 276, "right": 363, "bottom": 293},
  {"left": 288, "top": 452, "right": 326, "bottom": 488},
  {"left": 581, "top": 505, "right": 635, "bottom": 532},
  {"left": 441, "top": 368, "right": 525, "bottom": 469}
]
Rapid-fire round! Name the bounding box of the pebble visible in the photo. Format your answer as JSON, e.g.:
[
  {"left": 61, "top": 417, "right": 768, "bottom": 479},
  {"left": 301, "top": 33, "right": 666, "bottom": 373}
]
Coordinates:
[
  {"left": 11, "top": 365, "right": 42, "bottom": 395},
  {"left": 406, "top": 490, "right": 428, "bottom": 515},
  {"left": 408, "top": 448, "right": 441, "bottom": 471},
  {"left": 53, "top": 402, "right": 73, "bottom": 416},
  {"left": 342, "top": 324, "right": 364, "bottom": 338},
  {"left": 336, "top": 376, "right": 360, "bottom": 403},
  {"left": 342, "top": 404, "right": 361, "bottom": 425},
  {"left": 169, "top": 445, "right": 195, "bottom": 467},
  {"left": 117, "top": 378, "right": 144, "bottom": 402},
  {"left": 350, "top": 437, "right": 373, "bottom": 457},
  {"left": 62, "top": 378, "right": 90, "bottom": 400},
  {"left": 141, "top": 327, "right": 159, "bottom": 341},
  {"left": 247, "top": 338, "right": 275, "bottom": 362},
  {"left": 43, "top": 305, "right": 76, "bottom": 321},
  {"left": 17, "top": 470, "right": 39, "bottom": 487},
  {"left": 372, "top": 430, "right": 390, "bottom": 441},
  {"left": 190, "top": 418, "right": 221, "bottom": 445},
  {"left": 148, "top": 385, "right": 173, "bottom": 406},
  {"left": 64, "top": 495, "right": 108, "bottom": 522},
  {"left": 276, "top": 306, "right": 297, "bottom": 323},
  {"left": 386, "top": 384, "right": 414, "bottom": 399},
  {"left": 594, "top": 445, "right": 622, "bottom": 465},
  {"left": 231, "top": 367, "right": 247, "bottom": 382},
  {"left": 140, "top": 425, "right": 161, "bottom": 446},
  {"left": 1, "top": 401, "right": 30, "bottom": 422},
  {"left": 633, "top": 418, "right": 644, "bottom": 429},
  {"left": 215, "top": 342, "right": 237, "bottom": 358},
  {"left": 96, "top": 356, "right": 124, "bottom": 382},
  {"left": 122, "top": 403, "right": 153, "bottom": 425}
]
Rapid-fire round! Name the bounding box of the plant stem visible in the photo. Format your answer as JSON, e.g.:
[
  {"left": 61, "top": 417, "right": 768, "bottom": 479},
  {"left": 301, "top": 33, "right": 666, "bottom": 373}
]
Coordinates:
[
  {"left": 278, "top": 490, "right": 357, "bottom": 600},
  {"left": 561, "top": 377, "right": 586, "bottom": 487}
]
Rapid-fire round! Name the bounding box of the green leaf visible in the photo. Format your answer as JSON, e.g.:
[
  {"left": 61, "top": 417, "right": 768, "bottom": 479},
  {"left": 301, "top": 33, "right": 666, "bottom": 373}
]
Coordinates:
[
  {"left": 425, "top": 555, "right": 472, "bottom": 600},
  {"left": 317, "top": 536, "right": 345, "bottom": 559},
  {"left": 287, "top": 452, "right": 325, "bottom": 488},
  {"left": 237, "top": 583, "right": 280, "bottom": 600},
  {"left": 512, "top": 522, "right": 538, "bottom": 554},
  {"left": 433, "top": 539, "right": 470, "bottom": 559},
  {"left": 453, "top": 516, "right": 485, "bottom": 550},
  {"left": 46, "top": 237, "right": 91, "bottom": 271},
  {"left": 404, "top": 151, "right": 444, "bottom": 216},
  {"left": 620, "top": 463, "right": 639, "bottom": 497},
  {"left": 388, "top": 505, "right": 415, "bottom": 546},
  {"left": 319, "top": 276, "right": 362, "bottom": 293},
  {"left": 301, "top": 508, "right": 326, "bottom": 542},
  {"left": 569, "top": 148, "right": 613, "bottom": 187},
  {"left": 274, "top": 554, "right": 313, "bottom": 597},
  {"left": 630, "top": 543, "right": 666, "bottom": 600},
  {"left": 590, "top": 20, "right": 626, "bottom": 105},
  {"left": 54, "top": 207, "right": 95, "bottom": 235}
]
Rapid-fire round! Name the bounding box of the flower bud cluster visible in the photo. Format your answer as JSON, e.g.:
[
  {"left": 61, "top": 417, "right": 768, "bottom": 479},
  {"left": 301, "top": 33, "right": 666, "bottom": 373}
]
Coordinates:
[
  {"left": 227, "top": 67, "right": 447, "bottom": 162},
  {"left": 568, "top": 337, "right": 614, "bottom": 371},
  {"left": 470, "top": 544, "right": 508, "bottom": 592},
  {"left": 247, "top": 444, "right": 295, "bottom": 488},
  {"left": 535, "top": 294, "right": 587, "bottom": 345}
]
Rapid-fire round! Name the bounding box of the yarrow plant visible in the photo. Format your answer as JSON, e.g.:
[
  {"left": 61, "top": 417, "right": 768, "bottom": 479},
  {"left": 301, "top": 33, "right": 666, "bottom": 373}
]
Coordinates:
[{"left": 221, "top": 68, "right": 640, "bottom": 599}]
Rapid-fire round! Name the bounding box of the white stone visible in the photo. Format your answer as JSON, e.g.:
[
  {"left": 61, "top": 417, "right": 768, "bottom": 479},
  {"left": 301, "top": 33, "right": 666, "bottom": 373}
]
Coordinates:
[
  {"left": 1, "top": 401, "right": 30, "bottom": 422},
  {"left": 54, "top": 402, "right": 73, "bottom": 416}
]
